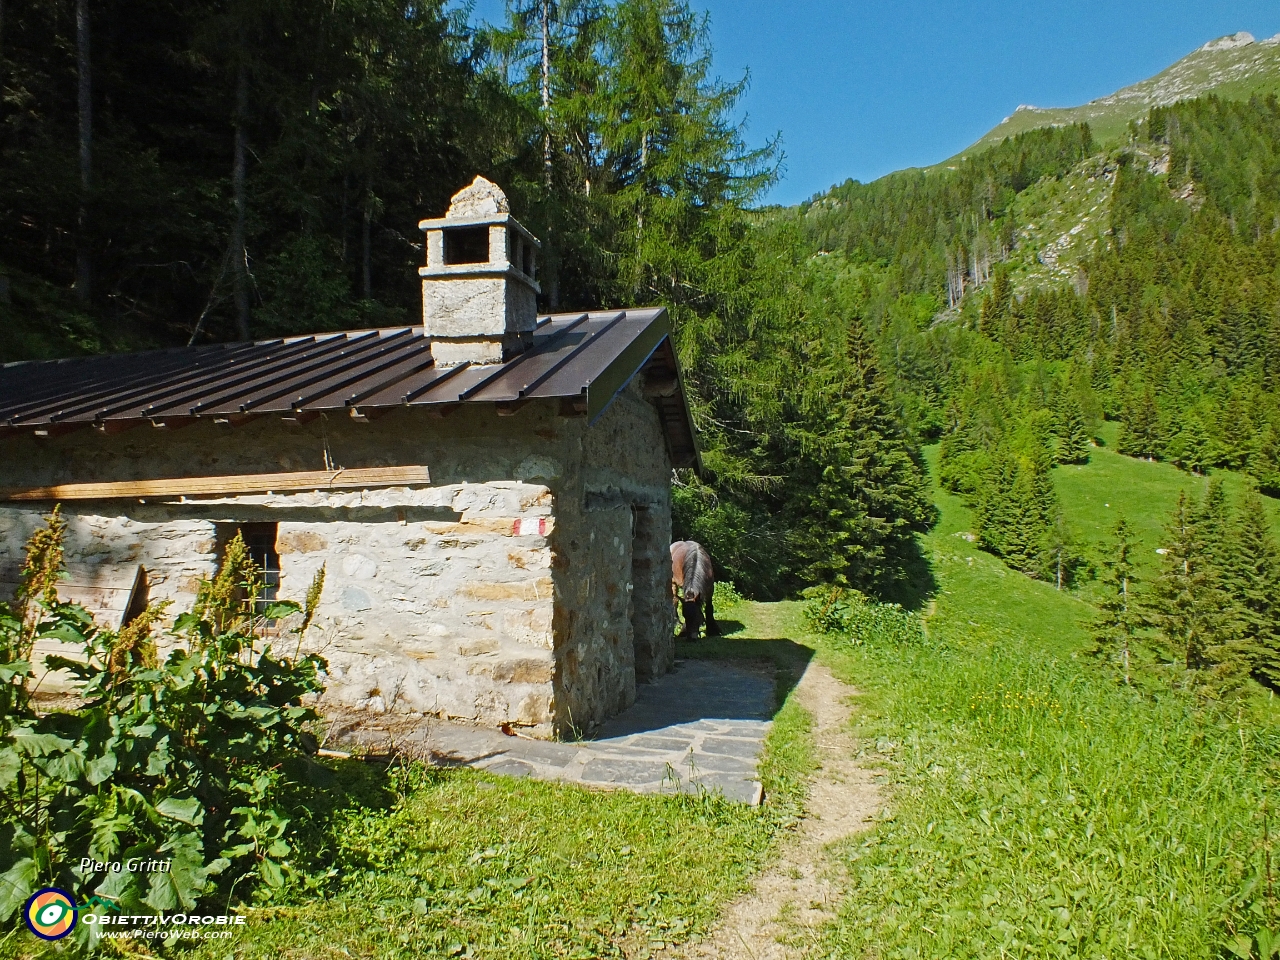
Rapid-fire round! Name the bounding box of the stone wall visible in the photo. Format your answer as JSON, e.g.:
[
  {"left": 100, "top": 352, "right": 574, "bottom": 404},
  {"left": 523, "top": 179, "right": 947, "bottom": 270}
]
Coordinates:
[
  {"left": 549, "top": 379, "right": 677, "bottom": 732},
  {"left": 0, "top": 385, "right": 677, "bottom": 737}
]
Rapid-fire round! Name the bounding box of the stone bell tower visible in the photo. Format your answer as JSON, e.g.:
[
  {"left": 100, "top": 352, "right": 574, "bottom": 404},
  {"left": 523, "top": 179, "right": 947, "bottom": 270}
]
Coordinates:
[{"left": 418, "top": 176, "right": 541, "bottom": 366}]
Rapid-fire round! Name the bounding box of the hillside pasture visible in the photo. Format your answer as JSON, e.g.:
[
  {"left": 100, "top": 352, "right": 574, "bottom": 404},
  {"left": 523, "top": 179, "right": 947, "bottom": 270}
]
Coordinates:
[{"left": 815, "top": 448, "right": 1280, "bottom": 959}]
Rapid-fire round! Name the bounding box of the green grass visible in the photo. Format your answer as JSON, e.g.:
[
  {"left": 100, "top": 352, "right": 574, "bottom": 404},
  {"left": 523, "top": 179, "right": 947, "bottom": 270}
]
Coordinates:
[
  {"left": 173, "top": 773, "right": 777, "bottom": 960},
  {"left": 161, "top": 624, "right": 816, "bottom": 960},
  {"left": 0, "top": 606, "right": 819, "bottom": 960},
  {"left": 816, "top": 446, "right": 1280, "bottom": 959},
  {"left": 924, "top": 445, "right": 1094, "bottom": 654},
  {"left": 1056, "top": 423, "right": 1280, "bottom": 581}
]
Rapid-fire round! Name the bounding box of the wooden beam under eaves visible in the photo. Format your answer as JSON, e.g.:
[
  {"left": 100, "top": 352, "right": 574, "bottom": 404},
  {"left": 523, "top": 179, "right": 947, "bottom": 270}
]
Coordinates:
[{"left": 0, "top": 465, "right": 431, "bottom": 502}]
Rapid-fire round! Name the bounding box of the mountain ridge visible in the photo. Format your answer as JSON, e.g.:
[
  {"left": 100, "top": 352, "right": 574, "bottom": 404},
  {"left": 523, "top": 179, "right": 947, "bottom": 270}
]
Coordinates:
[{"left": 940, "top": 31, "right": 1280, "bottom": 167}]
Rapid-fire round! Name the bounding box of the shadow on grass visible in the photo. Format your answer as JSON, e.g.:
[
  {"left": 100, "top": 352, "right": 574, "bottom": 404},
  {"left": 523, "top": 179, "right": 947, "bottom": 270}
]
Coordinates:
[
  {"left": 883, "top": 537, "right": 938, "bottom": 612},
  {"left": 708, "top": 618, "right": 745, "bottom": 635}
]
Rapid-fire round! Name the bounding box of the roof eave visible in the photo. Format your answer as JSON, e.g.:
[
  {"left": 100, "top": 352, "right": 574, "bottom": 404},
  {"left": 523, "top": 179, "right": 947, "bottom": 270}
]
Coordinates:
[{"left": 583, "top": 308, "right": 701, "bottom": 473}]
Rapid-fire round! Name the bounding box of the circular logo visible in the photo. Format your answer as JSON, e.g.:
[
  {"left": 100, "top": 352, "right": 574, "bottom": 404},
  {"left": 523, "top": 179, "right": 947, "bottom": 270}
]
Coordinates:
[{"left": 24, "top": 888, "right": 77, "bottom": 941}]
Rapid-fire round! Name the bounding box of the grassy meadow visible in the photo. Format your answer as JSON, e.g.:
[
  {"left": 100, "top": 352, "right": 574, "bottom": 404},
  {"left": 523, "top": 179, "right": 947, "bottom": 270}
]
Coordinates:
[
  {"left": 1057, "top": 423, "right": 1280, "bottom": 582},
  {"left": 814, "top": 445, "right": 1280, "bottom": 959},
  {"left": 5, "top": 443, "right": 1280, "bottom": 960}
]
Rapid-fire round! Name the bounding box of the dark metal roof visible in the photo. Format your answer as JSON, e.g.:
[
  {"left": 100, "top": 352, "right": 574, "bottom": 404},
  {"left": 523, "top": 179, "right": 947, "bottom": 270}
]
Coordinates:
[{"left": 0, "top": 308, "right": 699, "bottom": 468}]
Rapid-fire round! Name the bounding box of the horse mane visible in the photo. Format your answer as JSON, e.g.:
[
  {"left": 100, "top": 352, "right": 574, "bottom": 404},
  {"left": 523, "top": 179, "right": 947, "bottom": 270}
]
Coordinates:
[{"left": 681, "top": 543, "right": 712, "bottom": 602}]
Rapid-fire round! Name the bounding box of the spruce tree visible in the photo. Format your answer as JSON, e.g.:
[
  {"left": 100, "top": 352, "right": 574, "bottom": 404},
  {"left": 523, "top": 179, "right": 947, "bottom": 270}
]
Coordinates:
[
  {"left": 1055, "top": 396, "right": 1091, "bottom": 464},
  {"left": 979, "top": 268, "right": 1013, "bottom": 340},
  {"left": 1092, "top": 516, "right": 1148, "bottom": 682},
  {"left": 1042, "top": 514, "right": 1082, "bottom": 590},
  {"left": 1005, "top": 459, "right": 1050, "bottom": 573},
  {"left": 1168, "top": 415, "right": 1213, "bottom": 475},
  {"left": 1249, "top": 423, "right": 1280, "bottom": 494},
  {"left": 787, "top": 326, "right": 934, "bottom": 592},
  {"left": 1150, "top": 491, "right": 1233, "bottom": 671},
  {"left": 1222, "top": 488, "right": 1280, "bottom": 686},
  {"left": 976, "top": 438, "right": 1062, "bottom": 578},
  {"left": 1118, "top": 388, "right": 1162, "bottom": 460},
  {"left": 1192, "top": 478, "right": 1231, "bottom": 571}
]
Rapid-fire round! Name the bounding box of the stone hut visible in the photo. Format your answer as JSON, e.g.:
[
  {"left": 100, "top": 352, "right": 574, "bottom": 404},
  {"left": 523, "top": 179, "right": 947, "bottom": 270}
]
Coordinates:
[{"left": 0, "top": 177, "right": 698, "bottom": 737}]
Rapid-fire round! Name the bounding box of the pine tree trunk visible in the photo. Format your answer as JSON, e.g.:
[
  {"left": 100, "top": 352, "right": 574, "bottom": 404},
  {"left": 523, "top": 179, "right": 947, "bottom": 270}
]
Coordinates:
[
  {"left": 75, "top": 0, "right": 92, "bottom": 303},
  {"left": 340, "top": 173, "right": 349, "bottom": 264},
  {"left": 231, "top": 60, "right": 251, "bottom": 341},
  {"left": 637, "top": 131, "right": 648, "bottom": 237}
]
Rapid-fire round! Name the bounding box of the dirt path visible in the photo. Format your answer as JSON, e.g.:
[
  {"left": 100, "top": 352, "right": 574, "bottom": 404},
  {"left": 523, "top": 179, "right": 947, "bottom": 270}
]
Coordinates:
[{"left": 679, "top": 654, "right": 881, "bottom": 959}]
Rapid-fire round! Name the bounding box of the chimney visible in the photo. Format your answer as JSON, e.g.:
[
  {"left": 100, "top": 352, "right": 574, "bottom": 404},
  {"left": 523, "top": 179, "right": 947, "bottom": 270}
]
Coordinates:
[{"left": 418, "top": 176, "right": 541, "bottom": 366}]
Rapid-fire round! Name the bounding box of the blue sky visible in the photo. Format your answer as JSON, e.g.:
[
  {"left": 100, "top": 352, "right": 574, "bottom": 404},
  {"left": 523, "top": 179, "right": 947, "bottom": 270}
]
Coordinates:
[{"left": 464, "top": 0, "right": 1280, "bottom": 206}]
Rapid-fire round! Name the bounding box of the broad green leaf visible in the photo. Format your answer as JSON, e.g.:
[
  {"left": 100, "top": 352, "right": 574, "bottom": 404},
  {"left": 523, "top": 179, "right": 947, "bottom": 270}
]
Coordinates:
[
  {"left": 155, "top": 796, "right": 203, "bottom": 826},
  {"left": 0, "top": 858, "right": 38, "bottom": 922},
  {"left": 204, "top": 857, "right": 230, "bottom": 877},
  {"left": 144, "top": 832, "right": 206, "bottom": 913},
  {"left": 42, "top": 747, "right": 87, "bottom": 782},
  {"left": 260, "top": 858, "right": 285, "bottom": 888},
  {"left": 85, "top": 751, "right": 117, "bottom": 786},
  {"left": 0, "top": 746, "right": 19, "bottom": 790},
  {"left": 88, "top": 813, "right": 132, "bottom": 864},
  {"left": 0, "top": 660, "right": 31, "bottom": 682},
  {"left": 260, "top": 601, "right": 301, "bottom": 621},
  {"left": 145, "top": 737, "right": 171, "bottom": 776},
  {"left": 37, "top": 622, "right": 90, "bottom": 645},
  {"left": 11, "top": 728, "right": 74, "bottom": 756},
  {"left": 95, "top": 867, "right": 141, "bottom": 908},
  {"left": 43, "top": 655, "right": 94, "bottom": 679}
]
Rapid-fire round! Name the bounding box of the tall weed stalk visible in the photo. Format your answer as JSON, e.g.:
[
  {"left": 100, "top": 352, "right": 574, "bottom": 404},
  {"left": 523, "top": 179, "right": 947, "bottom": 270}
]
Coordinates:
[{"left": 0, "top": 516, "right": 330, "bottom": 950}]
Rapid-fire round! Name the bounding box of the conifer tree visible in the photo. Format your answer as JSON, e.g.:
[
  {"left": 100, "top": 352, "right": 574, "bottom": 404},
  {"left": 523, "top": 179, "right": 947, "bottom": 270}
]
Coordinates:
[
  {"left": 979, "top": 268, "right": 1012, "bottom": 339},
  {"left": 1043, "top": 515, "right": 1082, "bottom": 590},
  {"left": 1250, "top": 424, "right": 1280, "bottom": 494},
  {"left": 1222, "top": 488, "right": 1280, "bottom": 687},
  {"left": 1092, "top": 516, "right": 1147, "bottom": 682},
  {"left": 1118, "top": 388, "right": 1162, "bottom": 460},
  {"left": 975, "top": 438, "right": 1061, "bottom": 578},
  {"left": 1150, "top": 491, "right": 1233, "bottom": 671},
  {"left": 1055, "top": 395, "right": 1091, "bottom": 464},
  {"left": 1168, "top": 415, "right": 1213, "bottom": 475},
  {"left": 1192, "top": 478, "right": 1231, "bottom": 571},
  {"left": 788, "top": 325, "right": 934, "bottom": 591}
]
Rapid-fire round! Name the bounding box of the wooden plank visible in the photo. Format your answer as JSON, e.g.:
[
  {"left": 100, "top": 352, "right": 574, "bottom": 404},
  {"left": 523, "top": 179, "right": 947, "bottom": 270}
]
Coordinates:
[
  {"left": 0, "top": 465, "right": 431, "bottom": 502},
  {"left": 0, "top": 563, "right": 144, "bottom": 630}
]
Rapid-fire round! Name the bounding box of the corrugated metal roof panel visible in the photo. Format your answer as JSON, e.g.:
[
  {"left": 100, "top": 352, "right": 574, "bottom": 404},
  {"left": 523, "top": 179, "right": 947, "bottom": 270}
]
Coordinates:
[{"left": 0, "top": 308, "right": 699, "bottom": 468}]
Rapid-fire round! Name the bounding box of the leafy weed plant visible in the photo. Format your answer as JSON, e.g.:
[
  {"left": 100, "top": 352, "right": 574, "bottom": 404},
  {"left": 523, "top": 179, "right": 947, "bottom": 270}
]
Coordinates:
[{"left": 0, "top": 512, "right": 330, "bottom": 952}]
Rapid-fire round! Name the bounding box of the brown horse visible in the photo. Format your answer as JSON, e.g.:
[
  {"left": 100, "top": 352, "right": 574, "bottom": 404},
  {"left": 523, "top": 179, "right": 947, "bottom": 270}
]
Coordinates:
[{"left": 670, "top": 540, "right": 718, "bottom": 640}]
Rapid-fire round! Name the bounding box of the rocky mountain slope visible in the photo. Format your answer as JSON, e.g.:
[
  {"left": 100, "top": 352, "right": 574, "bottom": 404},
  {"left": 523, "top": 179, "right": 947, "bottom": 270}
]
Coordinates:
[{"left": 949, "top": 31, "right": 1280, "bottom": 163}]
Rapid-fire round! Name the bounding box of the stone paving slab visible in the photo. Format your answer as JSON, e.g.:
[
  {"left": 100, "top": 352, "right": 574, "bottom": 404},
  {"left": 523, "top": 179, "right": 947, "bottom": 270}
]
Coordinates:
[{"left": 328, "top": 659, "right": 775, "bottom": 804}]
